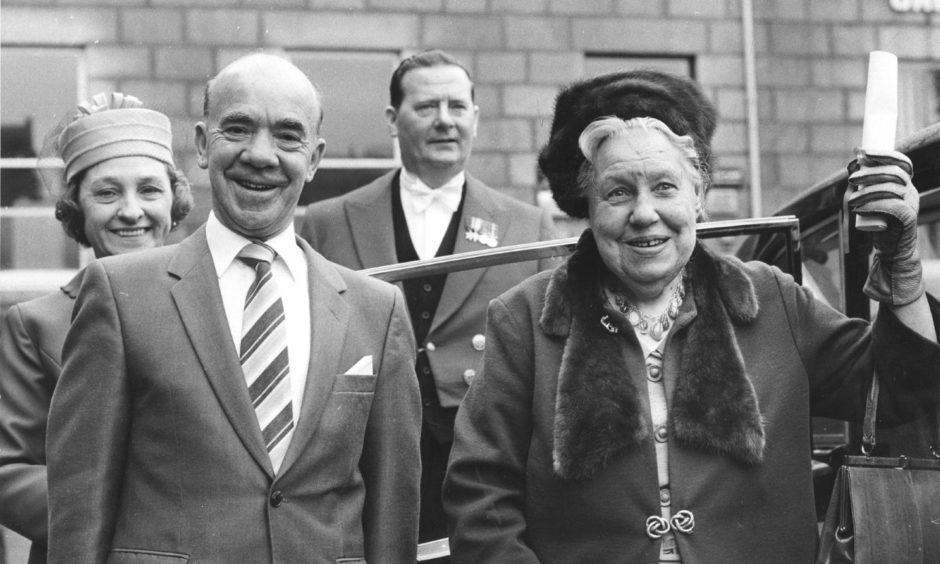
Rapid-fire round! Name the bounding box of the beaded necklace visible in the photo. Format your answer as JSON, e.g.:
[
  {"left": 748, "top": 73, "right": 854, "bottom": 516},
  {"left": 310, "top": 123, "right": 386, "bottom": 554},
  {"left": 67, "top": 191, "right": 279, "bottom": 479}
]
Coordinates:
[{"left": 612, "top": 271, "right": 686, "bottom": 341}]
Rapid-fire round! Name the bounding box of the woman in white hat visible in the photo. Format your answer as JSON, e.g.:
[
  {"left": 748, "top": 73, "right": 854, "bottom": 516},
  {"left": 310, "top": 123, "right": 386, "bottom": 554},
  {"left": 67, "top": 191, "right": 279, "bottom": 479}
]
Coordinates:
[{"left": 0, "top": 92, "right": 193, "bottom": 564}]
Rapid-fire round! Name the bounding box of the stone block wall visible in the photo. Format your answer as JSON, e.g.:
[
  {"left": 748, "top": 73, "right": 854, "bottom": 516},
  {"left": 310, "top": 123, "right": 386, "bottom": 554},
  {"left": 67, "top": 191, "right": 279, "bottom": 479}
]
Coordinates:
[
  {"left": 2, "top": 0, "right": 938, "bottom": 216},
  {"left": 752, "top": 0, "right": 939, "bottom": 212}
]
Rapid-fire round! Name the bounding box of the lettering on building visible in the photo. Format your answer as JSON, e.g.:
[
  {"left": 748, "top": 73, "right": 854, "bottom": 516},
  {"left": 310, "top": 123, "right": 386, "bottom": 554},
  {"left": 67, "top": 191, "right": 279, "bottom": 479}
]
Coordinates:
[{"left": 889, "top": 0, "right": 940, "bottom": 12}]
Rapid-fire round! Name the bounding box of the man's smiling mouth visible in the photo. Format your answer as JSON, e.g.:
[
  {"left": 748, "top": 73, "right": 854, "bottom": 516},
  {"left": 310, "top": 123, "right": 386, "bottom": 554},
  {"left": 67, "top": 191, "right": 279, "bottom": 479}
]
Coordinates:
[{"left": 235, "top": 179, "right": 280, "bottom": 191}]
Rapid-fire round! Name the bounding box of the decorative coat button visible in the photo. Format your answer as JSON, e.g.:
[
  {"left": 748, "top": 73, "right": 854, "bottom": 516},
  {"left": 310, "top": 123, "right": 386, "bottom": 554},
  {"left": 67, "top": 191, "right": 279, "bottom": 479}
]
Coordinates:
[
  {"left": 659, "top": 486, "right": 671, "bottom": 506},
  {"left": 671, "top": 509, "right": 695, "bottom": 534},
  {"left": 645, "top": 515, "right": 670, "bottom": 539},
  {"left": 421, "top": 311, "right": 431, "bottom": 320},
  {"left": 654, "top": 425, "right": 668, "bottom": 443},
  {"left": 463, "top": 369, "right": 476, "bottom": 384},
  {"left": 423, "top": 283, "right": 432, "bottom": 292},
  {"left": 270, "top": 490, "right": 284, "bottom": 507},
  {"left": 426, "top": 342, "right": 436, "bottom": 352},
  {"left": 471, "top": 334, "right": 485, "bottom": 351}
]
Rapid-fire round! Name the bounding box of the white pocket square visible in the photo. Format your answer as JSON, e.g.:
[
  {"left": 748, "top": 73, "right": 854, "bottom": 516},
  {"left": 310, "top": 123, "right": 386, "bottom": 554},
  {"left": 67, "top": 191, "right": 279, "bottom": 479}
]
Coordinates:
[{"left": 344, "top": 355, "right": 373, "bottom": 375}]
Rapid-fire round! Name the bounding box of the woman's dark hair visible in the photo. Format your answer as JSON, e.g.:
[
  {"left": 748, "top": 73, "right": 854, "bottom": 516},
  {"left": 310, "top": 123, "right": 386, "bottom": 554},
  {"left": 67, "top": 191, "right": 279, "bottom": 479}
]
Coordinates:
[{"left": 54, "top": 163, "right": 194, "bottom": 248}]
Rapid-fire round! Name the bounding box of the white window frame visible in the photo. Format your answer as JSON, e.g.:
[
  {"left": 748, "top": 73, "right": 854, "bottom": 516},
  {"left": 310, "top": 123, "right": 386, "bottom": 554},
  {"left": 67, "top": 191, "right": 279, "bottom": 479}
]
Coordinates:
[{"left": 1, "top": 46, "right": 87, "bottom": 296}]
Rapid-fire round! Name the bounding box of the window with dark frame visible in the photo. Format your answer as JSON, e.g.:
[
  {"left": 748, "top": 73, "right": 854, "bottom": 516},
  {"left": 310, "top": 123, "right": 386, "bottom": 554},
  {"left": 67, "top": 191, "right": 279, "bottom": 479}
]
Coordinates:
[{"left": 0, "top": 47, "right": 84, "bottom": 272}]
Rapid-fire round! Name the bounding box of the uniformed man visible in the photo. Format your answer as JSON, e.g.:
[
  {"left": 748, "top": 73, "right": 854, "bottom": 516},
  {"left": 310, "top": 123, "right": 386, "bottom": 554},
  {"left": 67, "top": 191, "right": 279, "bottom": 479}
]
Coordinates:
[{"left": 301, "top": 50, "right": 556, "bottom": 554}]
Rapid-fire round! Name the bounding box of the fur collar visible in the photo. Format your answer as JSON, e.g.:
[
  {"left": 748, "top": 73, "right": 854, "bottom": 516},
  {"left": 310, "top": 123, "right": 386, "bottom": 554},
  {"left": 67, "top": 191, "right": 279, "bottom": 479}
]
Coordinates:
[{"left": 540, "top": 230, "right": 765, "bottom": 480}]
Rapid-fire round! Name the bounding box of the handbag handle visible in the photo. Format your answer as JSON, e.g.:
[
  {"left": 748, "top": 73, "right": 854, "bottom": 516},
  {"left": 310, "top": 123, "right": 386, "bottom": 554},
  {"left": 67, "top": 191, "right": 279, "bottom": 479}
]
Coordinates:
[{"left": 861, "top": 373, "right": 879, "bottom": 456}]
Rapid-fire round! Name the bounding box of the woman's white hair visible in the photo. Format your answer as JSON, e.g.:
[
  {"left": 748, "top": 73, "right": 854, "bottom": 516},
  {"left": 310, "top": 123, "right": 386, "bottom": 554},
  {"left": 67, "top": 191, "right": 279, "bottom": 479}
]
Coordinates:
[{"left": 579, "top": 116, "right": 703, "bottom": 180}]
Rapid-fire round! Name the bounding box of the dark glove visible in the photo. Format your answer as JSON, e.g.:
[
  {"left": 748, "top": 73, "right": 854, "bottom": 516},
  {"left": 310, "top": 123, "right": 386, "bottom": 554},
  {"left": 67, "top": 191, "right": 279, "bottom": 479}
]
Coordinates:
[{"left": 847, "top": 148, "right": 924, "bottom": 306}]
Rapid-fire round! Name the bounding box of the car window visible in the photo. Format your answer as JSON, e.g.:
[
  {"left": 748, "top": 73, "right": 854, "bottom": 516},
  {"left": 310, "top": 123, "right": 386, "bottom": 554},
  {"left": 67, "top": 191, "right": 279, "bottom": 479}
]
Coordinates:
[
  {"left": 800, "top": 218, "right": 842, "bottom": 312},
  {"left": 772, "top": 187, "right": 940, "bottom": 318},
  {"left": 916, "top": 189, "right": 940, "bottom": 297}
]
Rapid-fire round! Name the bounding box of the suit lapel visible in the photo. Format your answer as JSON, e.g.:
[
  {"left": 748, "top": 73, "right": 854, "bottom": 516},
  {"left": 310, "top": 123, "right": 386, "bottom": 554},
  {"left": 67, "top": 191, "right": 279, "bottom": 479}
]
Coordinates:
[
  {"left": 169, "top": 228, "right": 274, "bottom": 476},
  {"left": 345, "top": 172, "right": 398, "bottom": 269},
  {"left": 61, "top": 269, "right": 86, "bottom": 299},
  {"left": 278, "top": 239, "right": 350, "bottom": 473},
  {"left": 432, "top": 177, "right": 509, "bottom": 332}
]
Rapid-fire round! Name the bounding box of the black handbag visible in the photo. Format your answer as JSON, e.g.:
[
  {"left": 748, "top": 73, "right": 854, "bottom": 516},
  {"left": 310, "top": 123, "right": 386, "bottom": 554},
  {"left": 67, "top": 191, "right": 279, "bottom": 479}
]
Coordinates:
[{"left": 816, "top": 376, "right": 940, "bottom": 564}]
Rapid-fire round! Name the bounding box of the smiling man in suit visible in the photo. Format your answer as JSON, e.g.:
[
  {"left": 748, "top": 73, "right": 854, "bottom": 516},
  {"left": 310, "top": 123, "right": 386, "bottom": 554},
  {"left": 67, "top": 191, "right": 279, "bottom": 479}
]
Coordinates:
[
  {"left": 46, "top": 53, "right": 421, "bottom": 564},
  {"left": 301, "top": 50, "right": 556, "bottom": 553}
]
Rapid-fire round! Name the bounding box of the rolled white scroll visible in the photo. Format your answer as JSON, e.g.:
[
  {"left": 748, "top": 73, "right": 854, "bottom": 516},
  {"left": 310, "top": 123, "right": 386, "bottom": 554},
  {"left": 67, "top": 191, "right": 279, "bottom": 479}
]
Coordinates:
[{"left": 855, "top": 50, "right": 898, "bottom": 232}]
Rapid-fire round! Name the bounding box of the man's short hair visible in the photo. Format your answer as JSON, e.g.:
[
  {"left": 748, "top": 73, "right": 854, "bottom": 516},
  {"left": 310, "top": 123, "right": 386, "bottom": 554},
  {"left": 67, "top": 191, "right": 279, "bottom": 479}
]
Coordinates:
[{"left": 388, "top": 50, "right": 474, "bottom": 109}]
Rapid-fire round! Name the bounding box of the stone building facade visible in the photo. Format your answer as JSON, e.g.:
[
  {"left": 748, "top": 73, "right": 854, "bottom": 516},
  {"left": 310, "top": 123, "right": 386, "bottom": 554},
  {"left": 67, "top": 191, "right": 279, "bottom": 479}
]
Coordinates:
[{"left": 1, "top": 0, "right": 939, "bottom": 238}]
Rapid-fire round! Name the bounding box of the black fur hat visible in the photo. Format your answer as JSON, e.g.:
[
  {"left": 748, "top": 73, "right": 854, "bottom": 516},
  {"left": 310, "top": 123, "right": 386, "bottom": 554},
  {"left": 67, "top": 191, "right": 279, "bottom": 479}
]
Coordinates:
[{"left": 538, "top": 70, "right": 718, "bottom": 218}]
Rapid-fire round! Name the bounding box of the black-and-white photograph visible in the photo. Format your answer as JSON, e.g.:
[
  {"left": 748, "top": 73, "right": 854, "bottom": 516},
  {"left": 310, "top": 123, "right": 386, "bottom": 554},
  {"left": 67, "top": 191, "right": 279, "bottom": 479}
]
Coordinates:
[{"left": 1, "top": 1, "right": 939, "bottom": 563}]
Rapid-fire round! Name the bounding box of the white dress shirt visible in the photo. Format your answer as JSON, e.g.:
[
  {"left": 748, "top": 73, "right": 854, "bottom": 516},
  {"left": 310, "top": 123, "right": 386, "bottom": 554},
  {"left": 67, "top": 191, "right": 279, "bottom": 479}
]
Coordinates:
[
  {"left": 206, "top": 211, "right": 311, "bottom": 422},
  {"left": 399, "top": 168, "right": 465, "bottom": 260}
]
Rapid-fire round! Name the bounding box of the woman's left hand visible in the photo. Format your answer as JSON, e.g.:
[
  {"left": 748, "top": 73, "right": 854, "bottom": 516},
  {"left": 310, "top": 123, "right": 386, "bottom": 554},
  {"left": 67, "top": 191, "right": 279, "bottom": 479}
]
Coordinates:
[{"left": 847, "top": 149, "right": 924, "bottom": 306}]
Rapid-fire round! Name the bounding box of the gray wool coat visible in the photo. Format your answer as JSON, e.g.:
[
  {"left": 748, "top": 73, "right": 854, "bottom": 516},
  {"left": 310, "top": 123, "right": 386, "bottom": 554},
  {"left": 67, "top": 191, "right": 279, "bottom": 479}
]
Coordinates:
[{"left": 444, "top": 231, "right": 940, "bottom": 564}]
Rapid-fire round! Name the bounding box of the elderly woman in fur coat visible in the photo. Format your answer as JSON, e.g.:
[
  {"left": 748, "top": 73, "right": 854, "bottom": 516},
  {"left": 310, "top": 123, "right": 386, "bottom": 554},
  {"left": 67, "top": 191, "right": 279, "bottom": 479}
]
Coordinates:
[{"left": 442, "top": 70, "right": 940, "bottom": 564}]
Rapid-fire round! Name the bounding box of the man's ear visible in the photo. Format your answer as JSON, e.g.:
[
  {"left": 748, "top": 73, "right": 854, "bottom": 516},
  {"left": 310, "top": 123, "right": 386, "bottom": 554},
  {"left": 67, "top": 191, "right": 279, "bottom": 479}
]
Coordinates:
[
  {"left": 194, "top": 122, "right": 209, "bottom": 169},
  {"left": 472, "top": 104, "right": 480, "bottom": 138},
  {"left": 384, "top": 106, "right": 399, "bottom": 138},
  {"left": 306, "top": 138, "right": 326, "bottom": 183}
]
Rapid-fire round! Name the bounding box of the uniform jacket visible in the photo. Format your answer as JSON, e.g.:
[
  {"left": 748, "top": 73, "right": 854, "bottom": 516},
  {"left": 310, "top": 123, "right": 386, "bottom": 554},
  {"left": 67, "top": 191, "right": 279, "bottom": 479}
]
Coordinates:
[
  {"left": 301, "top": 170, "right": 557, "bottom": 408},
  {"left": 443, "top": 231, "right": 940, "bottom": 564},
  {"left": 46, "top": 227, "right": 421, "bottom": 564},
  {"left": 0, "top": 271, "right": 83, "bottom": 564}
]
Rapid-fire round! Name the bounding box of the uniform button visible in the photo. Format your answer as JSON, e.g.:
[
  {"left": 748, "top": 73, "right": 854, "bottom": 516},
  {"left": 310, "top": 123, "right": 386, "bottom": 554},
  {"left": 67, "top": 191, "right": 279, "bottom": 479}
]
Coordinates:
[
  {"left": 422, "top": 366, "right": 430, "bottom": 375},
  {"left": 270, "top": 490, "right": 284, "bottom": 507},
  {"left": 422, "top": 398, "right": 432, "bottom": 407},
  {"left": 426, "top": 342, "right": 436, "bottom": 352},
  {"left": 423, "top": 283, "right": 432, "bottom": 292},
  {"left": 655, "top": 425, "right": 668, "bottom": 443},
  {"left": 471, "top": 334, "right": 485, "bottom": 351},
  {"left": 463, "top": 369, "right": 476, "bottom": 384},
  {"left": 421, "top": 311, "right": 431, "bottom": 320},
  {"left": 647, "top": 364, "right": 662, "bottom": 382},
  {"left": 659, "top": 486, "right": 671, "bottom": 506}
]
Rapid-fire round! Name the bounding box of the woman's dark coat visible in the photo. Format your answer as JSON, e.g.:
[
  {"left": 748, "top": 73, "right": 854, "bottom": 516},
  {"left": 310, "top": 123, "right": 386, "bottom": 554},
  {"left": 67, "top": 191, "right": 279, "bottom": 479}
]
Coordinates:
[
  {"left": 444, "top": 232, "right": 940, "bottom": 564},
  {"left": 0, "top": 270, "right": 84, "bottom": 564}
]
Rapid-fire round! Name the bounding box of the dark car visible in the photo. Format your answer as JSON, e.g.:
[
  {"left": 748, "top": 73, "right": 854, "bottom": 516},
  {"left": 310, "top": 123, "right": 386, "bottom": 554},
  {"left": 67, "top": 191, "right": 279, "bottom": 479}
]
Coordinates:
[{"left": 737, "top": 122, "right": 940, "bottom": 460}]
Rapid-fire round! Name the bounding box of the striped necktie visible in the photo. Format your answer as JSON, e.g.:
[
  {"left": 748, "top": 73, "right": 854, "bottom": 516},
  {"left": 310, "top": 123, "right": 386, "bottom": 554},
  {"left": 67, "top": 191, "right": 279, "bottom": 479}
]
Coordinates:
[{"left": 238, "top": 242, "right": 294, "bottom": 473}]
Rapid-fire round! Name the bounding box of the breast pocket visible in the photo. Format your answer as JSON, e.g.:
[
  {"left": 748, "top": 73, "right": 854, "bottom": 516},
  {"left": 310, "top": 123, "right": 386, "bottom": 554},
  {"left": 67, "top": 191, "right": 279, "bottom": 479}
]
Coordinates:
[
  {"left": 317, "top": 373, "right": 377, "bottom": 458},
  {"left": 332, "top": 373, "right": 377, "bottom": 394},
  {"left": 107, "top": 549, "right": 189, "bottom": 564}
]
